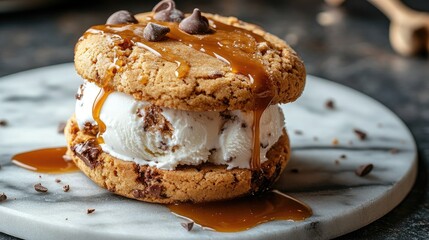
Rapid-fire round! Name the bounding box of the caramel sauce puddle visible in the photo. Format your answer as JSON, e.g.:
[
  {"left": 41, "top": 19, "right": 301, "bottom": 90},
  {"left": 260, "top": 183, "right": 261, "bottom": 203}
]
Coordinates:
[
  {"left": 168, "top": 191, "right": 312, "bottom": 232},
  {"left": 85, "top": 16, "right": 274, "bottom": 169},
  {"left": 11, "top": 147, "right": 78, "bottom": 173}
]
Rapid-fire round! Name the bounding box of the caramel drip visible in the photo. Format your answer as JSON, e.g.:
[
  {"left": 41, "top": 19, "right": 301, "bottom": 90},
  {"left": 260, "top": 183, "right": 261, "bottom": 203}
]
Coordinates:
[
  {"left": 92, "top": 88, "right": 112, "bottom": 144},
  {"left": 11, "top": 147, "right": 78, "bottom": 173},
  {"left": 84, "top": 16, "right": 275, "bottom": 169},
  {"left": 168, "top": 191, "right": 312, "bottom": 232}
]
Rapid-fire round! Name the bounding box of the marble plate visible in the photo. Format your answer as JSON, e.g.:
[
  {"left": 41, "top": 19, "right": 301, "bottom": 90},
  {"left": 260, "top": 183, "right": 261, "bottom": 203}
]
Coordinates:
[{"left": 0, "top": 64, "right": 417, "bottom": 240}]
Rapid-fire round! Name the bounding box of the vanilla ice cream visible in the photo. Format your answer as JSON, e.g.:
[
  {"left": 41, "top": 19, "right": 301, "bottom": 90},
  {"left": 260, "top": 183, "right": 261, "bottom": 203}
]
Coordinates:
[{"left": 75, "top": 81, "right": 285, "bottom": 170}]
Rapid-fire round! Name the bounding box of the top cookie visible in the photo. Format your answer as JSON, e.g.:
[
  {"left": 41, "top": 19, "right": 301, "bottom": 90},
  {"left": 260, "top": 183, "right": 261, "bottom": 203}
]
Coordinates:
[{"left": 74, "top": 8, "right": 306, "bottom": 111}]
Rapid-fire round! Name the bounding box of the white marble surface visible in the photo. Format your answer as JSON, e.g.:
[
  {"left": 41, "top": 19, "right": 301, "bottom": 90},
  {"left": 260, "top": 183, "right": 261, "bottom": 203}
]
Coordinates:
[{"left": 0, "top": 64, "right": 417, "bottom": 240}]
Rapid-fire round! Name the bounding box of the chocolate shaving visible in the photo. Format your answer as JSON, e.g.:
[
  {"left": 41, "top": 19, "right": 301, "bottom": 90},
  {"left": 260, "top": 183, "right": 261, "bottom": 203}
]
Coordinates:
[
  {"left": 353, "top": 129, "right": 367, "bottom": 140},
  {"left": 355, "top": 164, "right": 373, "bottom": 177},
  {"left": 325, "top": 99, "right": 335, "bottom": 109},
  {"left": 144, "top": 22, "right": 170, "bottom": 42},
  {"left": 57, "top": 121, "right": 66, "bottom": 134},
  {"left": 34, "top": 183, "right": 48, "bottom": 193},
  {"left": 72, "top": 139, "right": 101, "bottom": 169},
  {"left": 181, "top": 221, "right": 194, "bottom": 231},
  {"left": 0, "top": 193, "right": 7, "bottom": 202},
  {"left": 0, "top": 119, "right": 7, "bottom": 127},
  {"left": 87, "top": 208, "right": 95, "bottom": 214},
  {"left": 153, "top": 0, "right": 184, "bottom": 22},
  {"left": 63, "top": 185, "right": 70, "bottom": 192},
  {"left": 179, "top": 8, "right": 211, "bottom": 34},
  {"left": 106, "top": 10, "right": 138, "bottom": 25}
]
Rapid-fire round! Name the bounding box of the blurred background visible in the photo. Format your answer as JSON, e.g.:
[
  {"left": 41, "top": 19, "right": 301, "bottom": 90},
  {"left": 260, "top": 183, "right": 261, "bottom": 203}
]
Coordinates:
[{"left": 0, "top": 0, "right": 428, "bottom": 239}]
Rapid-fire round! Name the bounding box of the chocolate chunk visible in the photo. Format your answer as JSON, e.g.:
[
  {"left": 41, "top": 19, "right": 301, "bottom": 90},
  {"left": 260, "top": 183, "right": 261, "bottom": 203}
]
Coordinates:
[
  {"left": 63, "top": 185, "right": 70, "bottom": 192},
  {"left": 143, "top": 22, "right": 170, "bottom": 42},
  {"left": 153, "top": 0, "right": 184, "bottom": 22},
  {"left": 0, "top": 119, "right": 7, "bottom": 127},
  {"left": 147, "top": 184, "right": 163, "bottom": 197},
  {"left": 355, "top": 164, "right": 373, "bottom": 177},
  {"left": 179, "top": 9, "right": 211, "bottom": 34},
  {"left": 34, "top": 183, "right": 48, "bottom": 193},
  {"left": 55, "top": 178, "right": 61, "bottom": 183},
  {"left": 353, "top": 129, "right": 367, "bottom": 140},
  {"left": 57, "top": 121, "right": 66, "bottom": 134},
  {"left": 72, "top": 139, "right": 101, "bottom": 169},
  {"left": 106, "top": 10, "right": 138, "bottom": 25},
  {"left": 0, "top": 193, "right": 7, "bottom": 202},
  {"left": 87, "top": 208, "right": 95, "bottom": 214},
  {"left": 181, "top": 221, "right": 194, "bottom": 231},
  {"left": 325, "top": 99, "right": 335, "bottom": 109}
]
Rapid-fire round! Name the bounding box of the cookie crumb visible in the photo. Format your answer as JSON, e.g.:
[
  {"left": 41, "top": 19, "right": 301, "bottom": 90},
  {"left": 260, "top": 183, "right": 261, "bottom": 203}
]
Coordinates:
[
  {"left": 0, "top": 193, "right": 7, "bottom": 202},
  {"left": 335, "top": 160, "right": 340, "bottom": 165},
  {"left": 332, "top": 138, "right": 339, "bottom": 145},
  {"left": 63, "top": 185, "right": 70, "bottom": 192},
  {"left": 340, "top": 154, "right": 347, "bottom": 159},
  {"left": 87, "top": 208, "right": 95, "bottom": 214},
  {"left": 355, "top": 164, "right": 373, "bottom": 177},
  {"left": 181, "top": 221, "right": 194, "bottom": 231},
  {"left": 34, "top": 183, "right": 48, "bottom": 193},
  {"left": 55, "top": 178, "right": 61, "bottom": 183},
  {"left": 39, "top": 175, "right": 42, "bottom": 179},
  {"left": 390, "top": 148, "right": 399, "bottom": 154},
  {"left": 353, "top": 129, "right": 367, "bottom": 140},
  {"left": 0, "top": 119, "right": 7, "bottom": 127},
  {"left": 325, "top": 99, "right": 335, "bottom": 109}
]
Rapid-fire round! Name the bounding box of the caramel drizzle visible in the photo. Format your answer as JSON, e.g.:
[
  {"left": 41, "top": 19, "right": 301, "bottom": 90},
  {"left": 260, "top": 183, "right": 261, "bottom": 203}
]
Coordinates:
[
  {"left": 168, "top": 190, "right": 312, "bottom": 232},
  {"left": 12, "top": 147, "right": 78, "bottom": 173},
  {"left": 84, "top": 17, "right": 274, "bottom": 168},
  {"left": 93, "top": 88, "right": 112, "bottom": 144}
]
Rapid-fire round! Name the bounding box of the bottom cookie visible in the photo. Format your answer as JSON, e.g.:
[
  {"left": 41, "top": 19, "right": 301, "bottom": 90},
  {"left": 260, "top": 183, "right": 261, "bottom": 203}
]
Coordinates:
[{"left": 65, "top": 116, "right": 290, "bottom": 203}]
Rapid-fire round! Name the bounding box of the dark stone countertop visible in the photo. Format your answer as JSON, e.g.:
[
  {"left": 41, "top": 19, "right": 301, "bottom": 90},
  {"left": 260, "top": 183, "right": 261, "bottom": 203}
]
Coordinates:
[{"left": 0, "top": 0, "right": 428, "bottom": 239}]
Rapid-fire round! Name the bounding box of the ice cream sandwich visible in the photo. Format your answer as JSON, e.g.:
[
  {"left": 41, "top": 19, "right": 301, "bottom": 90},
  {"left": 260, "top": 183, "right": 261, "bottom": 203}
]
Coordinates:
[{"left": 65, "top": 0, "right": 306, "bottom": 203}]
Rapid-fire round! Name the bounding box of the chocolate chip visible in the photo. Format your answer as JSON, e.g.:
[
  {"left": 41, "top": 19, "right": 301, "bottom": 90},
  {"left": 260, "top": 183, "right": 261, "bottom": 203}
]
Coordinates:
[
  {"left": 87, "top": 208, "right": 95, "bottom": 214},
  {"left": 34, "top": 183, "right": 48, "bottom": 193},
  {"left": 241, "top": 122, "right": 247, "bottom": 128},
  {"left": 143, "top": 22, "right": 170, "bottom": 42},
  {"left": 63, "top": 185, "right": 70, "bottom": 192},
  {"left": 55, "top": 178, "right": 61, "bottom": 183},
  {"left": 325, "top": 99, "right": 335, "bottom": 109},
  {"left": 106, "top": 10, "right": 138, "bottom": 25},
  {"left": 355, "top": 164, "right": 373, "bottom": 177},
  {"left": 153, "top": 0, "right": 184, "bottom": 22},
  {"left": 57, "top": 121, "right": 66, "bottom": 134},
  {"left": 353, "top": 129, "right": 367, "bottom": 140},
  {"left": 0, "top": 193, "right": 7, "bottom": 202},
  {"left": 181, "top": 221, "right": 194, "bottom": 231},
  {"left": 72, "top": 139, "right": 101, "bottom": 169},
  {"left": 179, "top": 8, "right": 211, "bottom": 34},
  {"left": 0, "top": 119, "right": 7, "bottom": 127}
]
